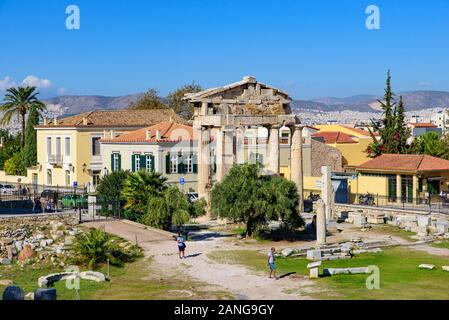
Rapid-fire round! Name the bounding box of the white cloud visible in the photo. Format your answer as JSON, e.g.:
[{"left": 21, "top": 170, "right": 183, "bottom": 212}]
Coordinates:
[
  {"left": 0, "top": 76, "right": 16, "bottom": 91},
  {"left": 22, "top": 75, "right": 53, "bottom": 89},
  {"left": 418, "top": 81, "right": 431, "bottom": 88}
]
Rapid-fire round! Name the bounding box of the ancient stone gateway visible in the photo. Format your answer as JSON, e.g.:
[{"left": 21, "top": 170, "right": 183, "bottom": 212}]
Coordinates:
[{"left": 184, "top": 76, "right": 304, "bottom": 213}]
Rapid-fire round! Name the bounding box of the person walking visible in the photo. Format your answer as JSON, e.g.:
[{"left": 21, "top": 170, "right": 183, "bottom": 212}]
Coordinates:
[
  {"left": 267, "top": 247, "right": 278, "bottom": 279},
  {"left": 177, "top": 232, "right": 186, "bottom": 259}
]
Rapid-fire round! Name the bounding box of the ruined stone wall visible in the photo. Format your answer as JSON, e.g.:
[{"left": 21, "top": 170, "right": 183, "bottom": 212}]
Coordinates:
[
  {"left": 0, "top": 212, "right": 79, "bottom": 227},
  {"left": 311, "top": 140, "right": 343, "bottom": 177}
]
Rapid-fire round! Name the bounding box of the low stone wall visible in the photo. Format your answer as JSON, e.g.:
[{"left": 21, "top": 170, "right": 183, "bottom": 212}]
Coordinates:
[
  {"left": 0, "top": 212, "right": 79, "bottom": 226},
  {"left": 334, "top": 204, "right": 449, "bottom": 236}
]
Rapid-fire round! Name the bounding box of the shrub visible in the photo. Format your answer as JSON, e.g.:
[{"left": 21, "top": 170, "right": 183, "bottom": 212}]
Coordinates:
[
  {"left": 4, "top": 151, "right": 26, "bottom": 176},
  {"left": 96, "top": 170, "right": 130, "bottom": 216},
  {"left": 72, "top": 228, "right": 141, "bottom": 269}
]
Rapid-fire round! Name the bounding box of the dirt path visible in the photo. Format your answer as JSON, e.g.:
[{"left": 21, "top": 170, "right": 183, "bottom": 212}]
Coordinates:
[{"left": 84, "top": 220, "right": 316, "bottom": 300}]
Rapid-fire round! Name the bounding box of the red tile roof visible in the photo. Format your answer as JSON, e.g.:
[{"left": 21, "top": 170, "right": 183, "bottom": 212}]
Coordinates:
[
  {"left": 411, "top": 122, "right": 437, "bottom": 128},
  {"left": 101, "top": 121, "right": 194, "bottom": 143},
  {"left": 312, "top": 131, "right": 357, "bottom": 144},
  {"left": 357, "top": 154, "right": 449, "bottom": 172}
]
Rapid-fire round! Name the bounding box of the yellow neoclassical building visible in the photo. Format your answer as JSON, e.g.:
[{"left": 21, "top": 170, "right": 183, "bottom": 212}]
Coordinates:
[
  {"left": 313, "top": 124, "right": 377, "bottom": 169},
  {"left": 33, "top": 109, "right": 186, "bottom": 190}
]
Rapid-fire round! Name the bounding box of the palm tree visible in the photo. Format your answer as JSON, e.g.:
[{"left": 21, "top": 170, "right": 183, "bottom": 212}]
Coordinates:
[
  {"left": 122, "top": 171, "right": 168, "bottom": 218},
  {"left": 0, "top": 86, "right": 46, "bottom": 147}
]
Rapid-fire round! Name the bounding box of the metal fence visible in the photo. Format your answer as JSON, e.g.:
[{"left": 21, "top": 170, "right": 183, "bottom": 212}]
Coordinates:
[{"left": 335, "top": 192, "right": 449, "bottom": 214}]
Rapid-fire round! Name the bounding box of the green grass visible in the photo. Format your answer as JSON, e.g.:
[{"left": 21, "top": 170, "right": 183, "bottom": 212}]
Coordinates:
[
  {"left": 372, "top": 225, "right": 417, "bottom": 241},
  {"left": 208, "top": 247, "right": 449, "bottom": 300},
  {"left": 0, "top": 257, "right": 232, "bottom": 300},
  {"left": 432, "top": 240, "right": 449, "bottom": 250}
]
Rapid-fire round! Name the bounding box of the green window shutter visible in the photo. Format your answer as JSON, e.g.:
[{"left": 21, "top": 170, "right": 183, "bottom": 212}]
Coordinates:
[
  {"left": 111, "top": 154, "right": 114, "bottom": 172},
  {"left": 193, "top": 154, "right": 198, "bottom": 173},
  {"left": 140, "top": 155, "right": 146, "bottom": 171},
  {"left": 118, "top": 154, "right": 122, "bottom": 170},
  {"left": 151, "top": 155, "right": 155, "bottom": 172},
  {"left": 131, "top": 155, "right": 136, "bottom": 172},
  {"left": 166, "top": 154, "right": 170, "bottom": 174}
]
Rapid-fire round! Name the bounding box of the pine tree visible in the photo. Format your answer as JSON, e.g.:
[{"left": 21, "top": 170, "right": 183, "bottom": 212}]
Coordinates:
[
  {"left": 22, "top": 106, "right": 39, "bottom": 167},
  {"left": 367, "top": 71, "right": 410, "bottom": 157}
]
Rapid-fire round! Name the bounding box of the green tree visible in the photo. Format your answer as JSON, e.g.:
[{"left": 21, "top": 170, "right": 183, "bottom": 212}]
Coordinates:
[
  {"left": 0, "top": 130, "right": 21, "bottom": 170},
  {"left": 166, "top": 83, "right": 203, "bottom": 119},
  {"left": 210, "top": 164, "right": 302, "bottom": 237},
  {"left": 22, "top": 106, "right": 40, "bottom": 167},
  {"left": 4, "top": 152, "right": 26, "bottom": 176},
  {"left": 127, "top": 88, "right": 167, "bottom": 110},
  {"left": 96, "top": 170, "right": 130, "bottom": 216},
  {"left": 122, "top": 171, "right": 168, "bottom": 220},
  {"left": 367, "top": 71, "right": 410, "bottom": 157},
  {"left": 412, "top": 132, "right": 449, "bottom": 158},
  {"left": 0, "top": 86, "right": 46, "bottom": 147},
  {"left": 142, "top": 186, "right": 191, "bottom": 230}
]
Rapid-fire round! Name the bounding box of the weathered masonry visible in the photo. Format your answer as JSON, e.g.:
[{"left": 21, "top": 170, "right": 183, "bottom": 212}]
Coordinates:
[{"left": 184, "top": 76, "right": 305, "bottom": 209}]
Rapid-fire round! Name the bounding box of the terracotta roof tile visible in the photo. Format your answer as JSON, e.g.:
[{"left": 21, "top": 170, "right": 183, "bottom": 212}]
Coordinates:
[
  {"left": 312, "top": 131, "right": 357, "bottom": 144},
  {"left": 411, "top": 123, "right": 438, "bottom": 128},
  {"left": 101, "top": 121, "right": 194, "bottom": 143},
  {"left": 357, "top": 154, "right": 449, "bottom": 172},
  {"left": 36, "top": 109, "right": 187, "bottom": 128}
]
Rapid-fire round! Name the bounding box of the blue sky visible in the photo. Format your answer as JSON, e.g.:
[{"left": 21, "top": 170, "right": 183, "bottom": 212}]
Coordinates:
[{"left": 1, "top": 0, "right": 449, "bottom": 99}]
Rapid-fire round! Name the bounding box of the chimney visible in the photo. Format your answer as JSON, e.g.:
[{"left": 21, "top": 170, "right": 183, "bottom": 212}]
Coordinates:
[
  {"left": 43, "top": 117, "right": 48, "bottom": 126},
  {"left": 53, "top": 116, "right": 58, "bottom": 126},
  {"left": 110, "top": 130, "right": 114, "bottom": 139},
  {"left": 146, "top": 130, "right": 152, "bottom": 140},
  {"left": 82, "top": 116, "right": 88, "bottom": 125},
  {"left": 156, "top": 130, "right": 161, "bottom": 140}
]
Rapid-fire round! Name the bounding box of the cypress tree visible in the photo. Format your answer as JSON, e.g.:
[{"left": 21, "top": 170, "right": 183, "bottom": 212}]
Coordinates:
[{"left": 22, "top": 106, "right": 39, "bottom": 167}]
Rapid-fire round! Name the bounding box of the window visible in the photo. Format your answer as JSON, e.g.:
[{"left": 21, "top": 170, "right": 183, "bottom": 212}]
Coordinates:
[
  {"left": 65, "top": 170, "right": 71, "bottom": 186},
  {"left": 170, "top": 155, "right": 178, "bottom": 174},
  {"left": 56, "top": 137, "right": 61, "bottom": 156},
  {"left": 92, "top": 170, "right": 101, "bottom": 186},
  {"left": 387, "top": 175, "right": 397, "bottom": 202},
  {"left": 112, "top": 153, "right": 120, "bottom": 172},
  {"left": 47, "top": 169, "right": 52, "bottom": 185},
  {"left": 46, "top": 137, "right": 52, "bottom": 157},
  {"left": 185, "top": 154, "right": 193, "bottom": 173},
  {"left": 65, "top": 137, "right": 71, "bottom": 157},
  {"left": 146, "top": 155, "right": 152, "bottom": 172},
  {"left": 135, "top": 155, "right": 141, "bottom": 171},
  {"left": 92, "top": 137, "right": 101, "bottom": 156}
]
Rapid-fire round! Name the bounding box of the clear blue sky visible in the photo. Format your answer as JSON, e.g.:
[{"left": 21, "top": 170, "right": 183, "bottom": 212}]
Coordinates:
[{"left": 1, "top": 0, "right": 449, "bottom": 99}]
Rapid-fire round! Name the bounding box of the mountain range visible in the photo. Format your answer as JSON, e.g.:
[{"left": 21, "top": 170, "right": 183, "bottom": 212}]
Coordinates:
[{"left": 43, "top": 90, "right": 449, "bottom": 116}]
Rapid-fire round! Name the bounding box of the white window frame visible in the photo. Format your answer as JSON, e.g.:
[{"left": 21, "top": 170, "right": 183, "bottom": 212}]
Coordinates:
[
  {"left": 146, "top": 155, "right": 152, "bottom": 172},
  {"left": 91, "top": 136, "right": 102, "bottom": 156},
  {"left": 46, "top": 136, "right": 52, "bottom": 158},
  {"left": 47, "top": 169, "right": 52, "bottom": 185},
  {"left": 185, "top": 154, "right": 193, "bottom": 173},
  {"left": 170, "top": 155, "right": 178, "bottom": 174},
  {"left": 65, "top": 136, "right": 71, "bottom": 157},
  {"left": 113, "top": 153, "right": 120, "bottom": 171},
  {"left": 135, "top": 155, "right": 141, "bottom": 171}
]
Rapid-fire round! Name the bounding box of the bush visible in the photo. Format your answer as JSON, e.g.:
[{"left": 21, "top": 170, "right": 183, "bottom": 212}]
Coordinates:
[
  {"left": 4, "top": 151, "right": 26, "bottom": 176},
  {"left": 72, "top": 228, "right": 142, "bottom": 269},
  {"left": 96, "top": 170, "right": 130, "bottom": 216}
]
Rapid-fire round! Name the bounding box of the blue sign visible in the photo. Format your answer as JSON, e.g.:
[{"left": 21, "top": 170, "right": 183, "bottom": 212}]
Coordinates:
[
  {"left": 73, "top": 181, "right": 78, "bottom": 188},
  {"left": 179, "top": 178, "right": 185, "bottom": 185}
]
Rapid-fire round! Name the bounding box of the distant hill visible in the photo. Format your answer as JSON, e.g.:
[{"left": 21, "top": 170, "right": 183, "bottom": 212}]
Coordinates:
[
  {"left": 43, "top": 93, "right": 143, "bottom": 115},
  {"left": 42, "top": 90, "right": 449, "bottom": 116}
]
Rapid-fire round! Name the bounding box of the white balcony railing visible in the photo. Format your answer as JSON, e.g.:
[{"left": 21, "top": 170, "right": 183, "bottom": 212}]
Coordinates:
[{"left": 48, "top": 155, "right": 63, "bottom": 165}]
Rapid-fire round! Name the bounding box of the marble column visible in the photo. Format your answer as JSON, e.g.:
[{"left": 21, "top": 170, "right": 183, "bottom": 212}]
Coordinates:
[
  {"left": 316, "top": 199, "right": 327, "bottom": 246},
  {"left": 396, "top": 174, "right": 402, "bottom": 204},
  {"left": 321, "top": 166, "right": 333, "bottom": 220},
  {"left": 266, "top": 125, "right": 280, "bottom": 174},
  {"left": 291, "top": 125, "right": 304, "bottom": 212},
  {"left": 197, "top": 126, "right": 211, "bottom": 200},
  {"left": 216, "top": 126, "right": 233, "bottom": 182}
]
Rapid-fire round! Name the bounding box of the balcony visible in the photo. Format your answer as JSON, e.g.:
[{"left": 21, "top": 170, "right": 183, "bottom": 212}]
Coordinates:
[{"left": 48, "top": 155, "right": 63, "bottom": 165}]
